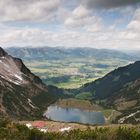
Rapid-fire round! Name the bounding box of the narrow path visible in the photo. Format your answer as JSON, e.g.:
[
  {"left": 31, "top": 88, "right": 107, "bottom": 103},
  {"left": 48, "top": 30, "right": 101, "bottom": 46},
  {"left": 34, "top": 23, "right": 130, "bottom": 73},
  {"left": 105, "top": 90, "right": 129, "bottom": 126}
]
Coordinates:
[{"left": 105, "top": 110, "right": 115, "bottom": 123}]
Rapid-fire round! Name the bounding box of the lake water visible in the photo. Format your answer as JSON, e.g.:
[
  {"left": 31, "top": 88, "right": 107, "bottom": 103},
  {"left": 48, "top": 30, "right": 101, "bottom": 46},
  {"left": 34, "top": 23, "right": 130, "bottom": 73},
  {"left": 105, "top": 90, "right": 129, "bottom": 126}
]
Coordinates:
[{"left": 44, "top": 105, "right": 105, "bottom": 125}]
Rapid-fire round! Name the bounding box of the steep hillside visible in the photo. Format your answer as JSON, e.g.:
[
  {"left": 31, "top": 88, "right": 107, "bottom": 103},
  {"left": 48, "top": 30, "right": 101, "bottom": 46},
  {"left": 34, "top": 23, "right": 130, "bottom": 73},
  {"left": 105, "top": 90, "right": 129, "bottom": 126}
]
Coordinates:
[
  {"left": 76, "top": 61, "right": 140, "bottom": 99},
  {"left": 106, "top": 79, "right": 140, "bottom": 124},
  {"left": 0, "top": 47, "right": 65, "bottom": 120},
  {"left": 74, "top": 61, "right": 140, "bottom": 123}
]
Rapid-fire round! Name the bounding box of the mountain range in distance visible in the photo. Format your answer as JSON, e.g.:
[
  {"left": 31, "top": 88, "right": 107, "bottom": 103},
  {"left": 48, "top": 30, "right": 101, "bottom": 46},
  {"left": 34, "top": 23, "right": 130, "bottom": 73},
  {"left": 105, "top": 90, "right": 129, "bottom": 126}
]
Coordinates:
[{"left": 6, "top": 46, "right": 137, "bottom": 61}]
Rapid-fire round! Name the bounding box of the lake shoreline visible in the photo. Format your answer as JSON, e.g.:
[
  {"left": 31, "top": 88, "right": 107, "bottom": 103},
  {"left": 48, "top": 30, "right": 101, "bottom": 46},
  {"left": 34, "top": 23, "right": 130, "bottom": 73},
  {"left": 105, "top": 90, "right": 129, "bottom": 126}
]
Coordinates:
[
  {"left": 46, "top": 98, "right": 121, "bottom": 124},
  {"left": 44, "top": 105, "right": 105, "bottom": 125}
]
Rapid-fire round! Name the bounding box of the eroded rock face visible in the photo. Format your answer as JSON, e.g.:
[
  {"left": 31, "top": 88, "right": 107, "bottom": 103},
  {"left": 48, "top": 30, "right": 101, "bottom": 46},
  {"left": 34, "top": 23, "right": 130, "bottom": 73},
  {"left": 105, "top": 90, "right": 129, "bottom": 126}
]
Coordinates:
[
  {"left": 0, "top": 47, "right": 62, "bottom": 119},
  {"left": 0, "top": 55, "right": 26, "bottom": 85},
  {"left": 0, "top": 47, "right": 45, "bottom": 88},
  {"left": 0, "top": 47, "right": 21, "bottom": 84}
]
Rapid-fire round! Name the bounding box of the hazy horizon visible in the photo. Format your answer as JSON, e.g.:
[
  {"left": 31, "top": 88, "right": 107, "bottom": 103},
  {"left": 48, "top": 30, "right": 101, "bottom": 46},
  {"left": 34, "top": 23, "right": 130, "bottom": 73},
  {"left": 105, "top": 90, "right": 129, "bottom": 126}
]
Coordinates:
[
  {"left": 0, "top": 0, "right": 140, "bottom": 50},
  {"left": 3, "top": 46, "right": 140, "bottom": 52}
]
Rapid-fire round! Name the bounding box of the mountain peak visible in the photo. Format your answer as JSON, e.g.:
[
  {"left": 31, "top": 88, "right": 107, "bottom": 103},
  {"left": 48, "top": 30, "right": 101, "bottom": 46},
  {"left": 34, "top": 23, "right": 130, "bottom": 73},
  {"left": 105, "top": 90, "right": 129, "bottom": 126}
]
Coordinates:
[
  {"left": 0, "top": 47, "right": 7, "bottom": 57},
  {"left": 0, "top": 47, "right": 44, "bottom": 87}
]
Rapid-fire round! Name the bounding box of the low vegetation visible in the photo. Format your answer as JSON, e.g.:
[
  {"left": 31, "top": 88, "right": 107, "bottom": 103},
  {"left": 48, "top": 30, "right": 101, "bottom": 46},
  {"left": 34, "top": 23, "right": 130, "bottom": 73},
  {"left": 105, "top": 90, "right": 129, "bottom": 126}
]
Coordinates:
[{"left": 0, "top": 119, "right": 140, "bottom": 140}]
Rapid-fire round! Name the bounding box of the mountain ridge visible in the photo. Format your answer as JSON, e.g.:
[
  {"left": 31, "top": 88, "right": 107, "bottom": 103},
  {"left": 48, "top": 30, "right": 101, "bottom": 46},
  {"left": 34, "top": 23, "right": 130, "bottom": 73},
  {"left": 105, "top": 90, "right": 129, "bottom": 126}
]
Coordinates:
[
  {"left": 0, "top": 47, "right": 65, "bottom": 119},
  {"left": 73, "top": 61, "right": 140, "bottom": 123},
  {"left": 76, "top": 61, "right": 140, "bottom": 99},
  {"left": 6, "top": 47, "right": 136, "bottom": 61}
]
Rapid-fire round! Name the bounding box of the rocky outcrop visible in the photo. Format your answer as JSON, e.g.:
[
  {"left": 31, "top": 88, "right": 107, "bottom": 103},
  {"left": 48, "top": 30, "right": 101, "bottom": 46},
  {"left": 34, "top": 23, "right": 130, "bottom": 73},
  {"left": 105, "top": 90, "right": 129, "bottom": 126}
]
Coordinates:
[{"left": 0, "top": 47, "right": 64, "bottom": 120}]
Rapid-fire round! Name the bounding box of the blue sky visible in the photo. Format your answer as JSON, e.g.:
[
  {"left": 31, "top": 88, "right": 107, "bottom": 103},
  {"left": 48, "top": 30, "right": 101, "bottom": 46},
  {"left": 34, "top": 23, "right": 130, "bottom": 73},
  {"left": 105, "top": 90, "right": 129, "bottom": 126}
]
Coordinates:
[{"left": 0, "top": 0, "right": 140, "bottom": 50}]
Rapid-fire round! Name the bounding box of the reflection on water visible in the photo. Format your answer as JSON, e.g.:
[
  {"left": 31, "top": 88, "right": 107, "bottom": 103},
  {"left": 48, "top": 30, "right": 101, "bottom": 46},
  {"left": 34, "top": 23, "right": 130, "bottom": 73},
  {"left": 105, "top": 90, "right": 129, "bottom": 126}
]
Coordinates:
[{"left": 44, "top": 105, "right": 105, "bottom": 125}]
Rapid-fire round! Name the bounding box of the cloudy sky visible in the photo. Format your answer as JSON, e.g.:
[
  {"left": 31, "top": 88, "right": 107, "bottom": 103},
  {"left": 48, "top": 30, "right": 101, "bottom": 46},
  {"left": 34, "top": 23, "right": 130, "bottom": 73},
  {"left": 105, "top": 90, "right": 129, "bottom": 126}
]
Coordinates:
[{"left": 0, "top": 0, "right": 140, "bottom": 50}]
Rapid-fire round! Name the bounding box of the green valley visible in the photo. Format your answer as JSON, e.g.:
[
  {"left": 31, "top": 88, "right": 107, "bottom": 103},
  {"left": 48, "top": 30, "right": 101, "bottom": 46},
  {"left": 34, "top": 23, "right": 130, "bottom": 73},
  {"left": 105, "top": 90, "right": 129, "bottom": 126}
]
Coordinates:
[{"left": 6, "top": 47, "right": 134, "bottom": 89}]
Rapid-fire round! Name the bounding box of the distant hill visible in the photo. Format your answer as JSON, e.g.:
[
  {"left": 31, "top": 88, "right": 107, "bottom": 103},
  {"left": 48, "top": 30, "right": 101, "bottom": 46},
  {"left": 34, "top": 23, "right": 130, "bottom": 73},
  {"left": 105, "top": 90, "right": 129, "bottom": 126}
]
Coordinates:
[
  {"left": 6, "top": 47, "right": 136, "bottom": 61},
  {"left": 0, "top": 47, "right": 65, "bottom": 120},
  {"left": 125, "top": 50, "right": 140, "bottom": 59}
]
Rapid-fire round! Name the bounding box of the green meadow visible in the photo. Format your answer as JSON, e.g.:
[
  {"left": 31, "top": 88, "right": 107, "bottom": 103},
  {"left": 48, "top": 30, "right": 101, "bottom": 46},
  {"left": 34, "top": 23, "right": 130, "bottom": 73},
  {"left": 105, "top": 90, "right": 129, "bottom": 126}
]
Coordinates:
[{"left": 25, "top": 58, "right": 129, "bottom": 89}]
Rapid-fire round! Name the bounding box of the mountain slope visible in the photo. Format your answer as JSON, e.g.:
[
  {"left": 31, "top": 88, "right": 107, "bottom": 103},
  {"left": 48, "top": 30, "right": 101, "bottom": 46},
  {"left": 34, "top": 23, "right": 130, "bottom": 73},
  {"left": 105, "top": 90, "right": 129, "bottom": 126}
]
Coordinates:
[
  {"left": 106, "top": 78, "right": 140, "bottom": 124},
  {"left": 74, "top": 61, "right": 140, "bottom": 123},
  {"left": 76, "top": 61, "right": 140, "bottom": 99},
  {"left": 0, "top": 47, "right": 64, "bottom": 119}
]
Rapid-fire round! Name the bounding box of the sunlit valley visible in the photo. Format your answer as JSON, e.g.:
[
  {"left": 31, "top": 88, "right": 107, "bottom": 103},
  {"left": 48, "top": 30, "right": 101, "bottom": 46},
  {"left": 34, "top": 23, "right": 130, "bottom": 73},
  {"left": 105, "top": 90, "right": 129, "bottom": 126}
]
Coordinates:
[{"left": 6, "top": 47, "right": 136, "bottom": 89}]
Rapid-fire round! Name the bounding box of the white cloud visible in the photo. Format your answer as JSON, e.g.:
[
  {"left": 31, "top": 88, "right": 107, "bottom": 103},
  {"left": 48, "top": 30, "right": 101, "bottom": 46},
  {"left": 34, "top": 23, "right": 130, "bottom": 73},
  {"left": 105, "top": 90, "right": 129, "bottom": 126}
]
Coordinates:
[
  {"left": 85, "top": 22, "right": 103, "bottom": 32},
  {"left": 0, "top": 0, "right": 140, "bottom": 50},
  {"left": 128, "top": 8, "right": 140, "bottom": 30},
  {"left": 64, "top": 5, "right": 103, "bottom": 32},
  {"left": 0, "top": 0, "right": 60, "bottom": 22},
  {"left": 64, "top": 16, "right": 97, "bottom": 28},
  {"left": 0, "top": 26, "right": 140, "bottom": 50},
  {"left": 72, "top": 5, "right": 90, "bottom": 19}
]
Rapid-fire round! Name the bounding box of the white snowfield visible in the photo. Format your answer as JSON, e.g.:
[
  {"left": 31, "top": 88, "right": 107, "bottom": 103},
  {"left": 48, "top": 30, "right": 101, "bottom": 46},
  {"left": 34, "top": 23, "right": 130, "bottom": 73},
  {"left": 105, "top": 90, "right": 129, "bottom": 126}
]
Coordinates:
[
  {"left": 39, "top": 128, "right": 48, "bottom": 133},
  {"left": 28, "top": 98, "right": 36, "bottom": 109},
  {"left": 26, "top": 123, "right": 32, "bottom": 128},
  {"left": 60, "top": 127, "right": 71, "bottom": 132},
  {"left": 118, "top": 110, "right": 140, "bottom": 123}
]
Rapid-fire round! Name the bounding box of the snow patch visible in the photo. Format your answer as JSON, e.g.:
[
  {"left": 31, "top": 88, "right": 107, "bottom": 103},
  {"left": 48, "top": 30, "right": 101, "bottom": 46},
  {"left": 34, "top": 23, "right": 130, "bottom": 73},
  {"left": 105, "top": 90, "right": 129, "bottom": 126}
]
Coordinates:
[
  {"left": 14, "top": 74, "right": 23, "bottom": 81},
  {"left": 0, "top": 74, "right": 5, "bottom": 79},
  {"left": 26, "top": 123, "right": 32, "bottom": 128},
  {"left": 39, "top": 128, "right": 47, "bottom": 133},
  {"left": 28, "top": 98, "right": 36, "bottom": 109},
  {"left": 118, "top": 110, "right": 140, "bottom": 123},
  {"left": 60, "top": 127, "right": 71, "bottom": 132}
]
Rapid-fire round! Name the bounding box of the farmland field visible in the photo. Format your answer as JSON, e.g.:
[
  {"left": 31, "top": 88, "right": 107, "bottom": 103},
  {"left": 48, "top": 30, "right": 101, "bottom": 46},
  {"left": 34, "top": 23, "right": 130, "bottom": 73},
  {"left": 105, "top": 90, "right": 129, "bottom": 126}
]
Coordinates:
[{"left": 25, "top": 58, "right": 130, "bottom": 89}]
